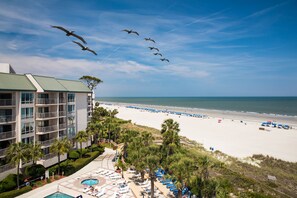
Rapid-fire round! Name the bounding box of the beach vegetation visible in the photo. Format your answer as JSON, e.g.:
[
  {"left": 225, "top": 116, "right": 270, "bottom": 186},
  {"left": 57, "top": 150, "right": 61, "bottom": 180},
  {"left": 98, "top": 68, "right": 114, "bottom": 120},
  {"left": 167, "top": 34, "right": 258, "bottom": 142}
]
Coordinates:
[
  {"left": 87, "top": 104, "right": 297, "bottom": 197},
  {"left": 75, "top": 130, "right": 89, "bottom": 158},
  {"left": 50, "top": 138, "right": 72, "bottom": 175},
  {"left": 5, "top": 142, "right": 29, "bottom": 189}
]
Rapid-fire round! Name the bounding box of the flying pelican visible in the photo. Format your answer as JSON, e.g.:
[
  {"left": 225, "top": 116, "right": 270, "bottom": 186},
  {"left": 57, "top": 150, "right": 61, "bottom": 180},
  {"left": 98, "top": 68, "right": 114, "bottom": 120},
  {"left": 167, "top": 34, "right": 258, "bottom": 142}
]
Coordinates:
[
  {"left": 153, "top": 53, "right": 162, "bottom": 57},
  {"left": 122, "top": 29, "right": 139, "bottom": 36},
  {"left": 51, "top": 25, "right": 87, "bottom": 44},
  {"left": 144, "top": 38, "right": 156, "bottom": 43},
  {"left": 72, "top": 41, "right": 97, "bottom": 55},
  {"left": 160, "top": 58, "right": 169, "bottom": 62},
  {"left": 148, "top": 47, "right": 159, "bottom": 51}
]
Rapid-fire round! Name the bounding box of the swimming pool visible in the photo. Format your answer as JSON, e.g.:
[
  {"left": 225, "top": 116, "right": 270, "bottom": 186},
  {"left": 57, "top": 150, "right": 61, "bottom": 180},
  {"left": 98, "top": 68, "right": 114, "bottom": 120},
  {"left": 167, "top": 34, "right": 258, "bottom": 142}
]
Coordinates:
[
  {"left": 81, "top": 179, "right": 99, "bottom": 186},
  {"left": 44, "top": 192, "right": 74, "bottom": 198}
]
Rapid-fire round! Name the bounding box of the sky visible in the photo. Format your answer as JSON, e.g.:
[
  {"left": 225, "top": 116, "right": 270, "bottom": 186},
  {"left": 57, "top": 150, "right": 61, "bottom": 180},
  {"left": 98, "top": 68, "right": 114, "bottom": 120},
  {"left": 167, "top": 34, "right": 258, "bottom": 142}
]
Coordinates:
[{"left": 0, "top": 0, "right": 296, "bottom": 97}]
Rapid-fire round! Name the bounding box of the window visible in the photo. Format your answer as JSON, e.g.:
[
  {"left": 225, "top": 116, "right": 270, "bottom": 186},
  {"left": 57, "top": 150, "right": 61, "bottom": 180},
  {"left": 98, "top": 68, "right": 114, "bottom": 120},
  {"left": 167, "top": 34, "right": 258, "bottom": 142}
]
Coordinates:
[
  {"left": 21, "top": 93, "right": 34, "bottom": 104},
  {"left": 68, "top": 93, "right": 75, "bottom": 102},
  {"left": 68, "top": 105, "right": 75, "bottom": 113},
  {"left": 21, "top": 108, "right": 33, "bottom": 119},
  {"left": 22, "top": 136, "right": 34, "bottom": 144},
  {"left": 21, "top": 122, "right": 34, "bottom": 134}
]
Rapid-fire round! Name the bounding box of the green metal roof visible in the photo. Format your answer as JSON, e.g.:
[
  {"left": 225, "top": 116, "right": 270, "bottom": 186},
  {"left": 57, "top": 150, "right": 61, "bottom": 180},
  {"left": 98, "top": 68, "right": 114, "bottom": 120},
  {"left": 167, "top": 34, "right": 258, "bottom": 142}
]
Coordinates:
[
  {"left": 33, "top": 75, "right": 68, "bottom": 92},
  {"left": 57, "top": 79, "right": 91, "bottom": 93},
  {"left": 0, "top": 73, "right": 36, "bottom": 91}
]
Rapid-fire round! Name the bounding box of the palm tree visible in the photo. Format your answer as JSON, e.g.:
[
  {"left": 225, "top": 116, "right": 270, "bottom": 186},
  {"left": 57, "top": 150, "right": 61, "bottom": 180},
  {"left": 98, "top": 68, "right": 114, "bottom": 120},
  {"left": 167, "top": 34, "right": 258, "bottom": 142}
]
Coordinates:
[
  {"left": 161, "top": 118, "right": 180, "bottom": 134},
  {"left": 145, "top": 144, "right": 161, "bottom": 198},
  {"left": 50, "top": 138, "right": 71, "bottom": 175},
  {"left": 29, "top": 142, "right": 43, "bottom": 164},
  {"left": 161, "top": 119, "right": 181, "bottom": 160},
  {"left": 6, "top": 142, "right": 29, "bottom": 189},
  {"left": 120, "top": 130, "right": 139, "bottom": 158},
  {"left": 75, "top": 130, "right": 89, "bottom": 158},
  {"left": 169, "top": 154, "right": 194, "bottom": 198}
]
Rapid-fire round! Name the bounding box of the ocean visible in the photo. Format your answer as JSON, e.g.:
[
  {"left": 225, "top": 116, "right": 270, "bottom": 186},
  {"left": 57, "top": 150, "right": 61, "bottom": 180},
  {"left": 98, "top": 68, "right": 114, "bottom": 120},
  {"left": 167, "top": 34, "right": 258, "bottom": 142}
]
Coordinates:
[{"left": 97, "top": 97, "right": 297, "bottom": 116}]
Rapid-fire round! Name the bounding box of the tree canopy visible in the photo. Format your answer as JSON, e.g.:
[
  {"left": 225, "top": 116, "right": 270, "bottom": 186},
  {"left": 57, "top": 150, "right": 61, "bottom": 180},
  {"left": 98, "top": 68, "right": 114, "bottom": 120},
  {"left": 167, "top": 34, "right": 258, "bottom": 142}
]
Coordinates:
[{"left": 79, "top": 75, "right": 103, "bottom": 90}]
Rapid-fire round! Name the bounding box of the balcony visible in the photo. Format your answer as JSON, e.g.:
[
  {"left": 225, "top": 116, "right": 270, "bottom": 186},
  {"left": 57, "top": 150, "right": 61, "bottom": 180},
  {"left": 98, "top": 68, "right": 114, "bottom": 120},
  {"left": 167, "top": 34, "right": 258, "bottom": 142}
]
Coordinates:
[
  {"left": 59, "top": 123, "right": 67, "bottom": 129},
  {"left": 42, "top": 153, "right": 57, "bottom": 160},
  {"left": 0, "top": 148, "right": 8, "bottom": 157},
  {"left": 36, "top": 125, "right": 58, "bottom": 133},
  {"left": 36, "top": 98, "right": 57, "bottom": 105},
  {"left": 59, "top": 111, "right": 66, "bottom": 117},
  {"left": 67, "top": 111, "right": 75, "bottom": 117},
  {"left": 36, "top": 112, "right": 58, "bottom": 119},
  {"left": 0, "top": 131, "right": 16, "bottom": 140},
  {"left": 37, "top": 138, "right": 56, "bottom": 147},
  {"left": 59, "top": 98, "right": 66, "bottom": 103},
  {"left": 0, "top": 164, "right": 15, "bottom": 173},
  {"left": 0, "top": 99, "right": 15, "bottom": 106},
  {"left": 0, "top": 115, "right": 15, "bottom": 123}
]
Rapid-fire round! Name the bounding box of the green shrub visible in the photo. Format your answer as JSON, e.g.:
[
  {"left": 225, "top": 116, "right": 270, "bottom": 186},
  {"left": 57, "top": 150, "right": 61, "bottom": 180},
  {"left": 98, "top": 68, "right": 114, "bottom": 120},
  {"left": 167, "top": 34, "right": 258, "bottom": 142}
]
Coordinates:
[
  {"left": 80, "top": 148, "right": 88, "bottom": 156},
  {"left": 0, "top": 186, "right": 32, "bottom": 198},
  {"left": 68, "top": 150, "right": 80, "bottom": 160},
  {"left": 24, "top": 164, "right": 45, "bottom": 179},
  {"left": 46, "top": 178, "right": 51, "bottom": 183},
  {"left": 0, "top": 174, "right": 21, "bottom": 193}
]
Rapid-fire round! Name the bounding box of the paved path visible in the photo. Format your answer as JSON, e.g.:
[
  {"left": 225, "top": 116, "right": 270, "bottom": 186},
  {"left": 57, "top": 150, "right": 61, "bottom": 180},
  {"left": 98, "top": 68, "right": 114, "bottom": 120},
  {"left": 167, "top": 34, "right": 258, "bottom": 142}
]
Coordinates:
[{"left": 17, "top": 148, "right": 134, "bottom": 198}]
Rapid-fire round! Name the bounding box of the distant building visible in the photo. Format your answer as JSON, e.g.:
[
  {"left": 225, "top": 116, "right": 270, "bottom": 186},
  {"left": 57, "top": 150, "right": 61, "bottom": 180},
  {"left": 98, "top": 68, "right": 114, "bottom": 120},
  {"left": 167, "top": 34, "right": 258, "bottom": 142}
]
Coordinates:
[{"left": 0, "top": 64, "right": 92, "bottom": 180}]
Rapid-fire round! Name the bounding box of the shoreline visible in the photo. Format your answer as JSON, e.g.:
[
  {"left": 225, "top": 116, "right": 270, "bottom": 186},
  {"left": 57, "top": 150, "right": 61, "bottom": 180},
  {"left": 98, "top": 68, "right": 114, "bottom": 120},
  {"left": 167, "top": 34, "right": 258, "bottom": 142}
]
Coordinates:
[
  {"left": 98, "top": 101, "right": 297, "bottom": 162},
  {"left": 99, "top": 101, "right": 297, "bottom": 127}
]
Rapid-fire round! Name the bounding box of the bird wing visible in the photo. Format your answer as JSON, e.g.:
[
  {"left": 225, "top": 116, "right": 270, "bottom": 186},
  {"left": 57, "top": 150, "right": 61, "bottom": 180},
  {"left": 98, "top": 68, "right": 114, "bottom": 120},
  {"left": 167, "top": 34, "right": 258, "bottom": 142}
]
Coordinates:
[
  {"left": 153, "top": 53, "right": 157, "bottom": 55},
  {"left": 148, "top": 47, "right": 153, "bottom": 50},
  {"left": 122, "top": 29, "right": 130, "bottom": 32},
  {"left": 151, "top": 39, "right": 156, "bottom": 43},
  {"left": 72, "top": 41, "right": 85, "bottom": 49},
  {"left": 132, "top": 31, "right": 139, "bottom": 36},
  {"left": 166, "top": 59, "right": 170, "bottom": 62},
  {"left": 87, "top": 48, "right": 97, "bottom": 55},
  {"left": 51, "top": 25, "right": 69, "bottom": 33},
  {"left": 144, "top": 38, "right": 148, "bottom": 41},
  {"left": 155, "top": 48, "right": 159, "bottom": 51},
  {"left": 71, "top": 33, "right": 87, "bottom": 44}
]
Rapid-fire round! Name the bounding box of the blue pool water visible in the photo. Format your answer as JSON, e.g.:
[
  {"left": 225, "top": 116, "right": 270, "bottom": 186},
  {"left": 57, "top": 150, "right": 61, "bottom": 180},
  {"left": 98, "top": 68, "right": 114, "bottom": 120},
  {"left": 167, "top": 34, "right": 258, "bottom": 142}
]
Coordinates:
[
  {"left": 81, "top": 179, "right": 99, "bottom": 186},
  {"left": 44, "top": 192, "right": 74, "bottom": 198}
]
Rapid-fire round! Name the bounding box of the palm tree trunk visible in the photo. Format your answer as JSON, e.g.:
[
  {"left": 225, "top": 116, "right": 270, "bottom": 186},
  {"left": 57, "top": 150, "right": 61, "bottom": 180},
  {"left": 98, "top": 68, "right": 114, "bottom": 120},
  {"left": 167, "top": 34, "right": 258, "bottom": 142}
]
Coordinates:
[
  {"left": 141, "top": 170, "right": 145, "bottom": 182},
  {"left": 58, "top": 153, "right": 61, "bottom": 175},
  {"left": 178, "top": 189, "right": 182, "bottom": 198},
  {"left": 80, "top": 142, "right": 83, "bottom": 158},
  {"left": 150, "top": 175, "right": 155, "bottom": 198},
  {"left": 17, "top": 163, "right": 20, "bottom": 190}
]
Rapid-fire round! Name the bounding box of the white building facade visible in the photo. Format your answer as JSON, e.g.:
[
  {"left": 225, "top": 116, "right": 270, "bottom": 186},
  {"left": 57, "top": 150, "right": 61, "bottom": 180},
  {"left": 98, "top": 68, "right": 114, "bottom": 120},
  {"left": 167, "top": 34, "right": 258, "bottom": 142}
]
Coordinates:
[{"left": 0, "top": 65, "right": 92, "bottom": 180}]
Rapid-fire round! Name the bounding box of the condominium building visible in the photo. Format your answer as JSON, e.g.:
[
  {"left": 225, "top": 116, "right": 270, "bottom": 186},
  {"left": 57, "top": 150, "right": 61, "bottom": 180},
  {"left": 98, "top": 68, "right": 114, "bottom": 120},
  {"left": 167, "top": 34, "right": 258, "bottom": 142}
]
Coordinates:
[{"left": 0, "top": 64, "right": 92, "bottom": 180}]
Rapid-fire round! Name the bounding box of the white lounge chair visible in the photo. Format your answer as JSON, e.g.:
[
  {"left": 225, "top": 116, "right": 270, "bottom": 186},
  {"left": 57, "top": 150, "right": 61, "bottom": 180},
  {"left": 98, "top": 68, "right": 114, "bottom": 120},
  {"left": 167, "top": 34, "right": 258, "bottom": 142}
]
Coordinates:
[
  {"left": 83, "top": 186, "right": 91, "bottom": 193},
  {"left": 119, "top": 187, "right": 130, "bottom": 194},
  {"left": 96, "top": 188, "right": 106, "bottom": 197}
]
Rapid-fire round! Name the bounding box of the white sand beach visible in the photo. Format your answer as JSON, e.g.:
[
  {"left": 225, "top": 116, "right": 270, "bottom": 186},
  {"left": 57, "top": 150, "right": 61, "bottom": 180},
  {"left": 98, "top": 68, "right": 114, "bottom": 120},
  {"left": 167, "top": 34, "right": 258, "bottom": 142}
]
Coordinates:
[{"left": 100, "top": 103, "right": 297, "bottom": 162}]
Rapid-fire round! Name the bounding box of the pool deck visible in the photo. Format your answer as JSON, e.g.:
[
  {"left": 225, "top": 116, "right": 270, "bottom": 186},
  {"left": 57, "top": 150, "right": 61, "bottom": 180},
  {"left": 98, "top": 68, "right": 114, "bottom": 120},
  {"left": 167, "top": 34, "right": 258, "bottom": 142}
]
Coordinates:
[{"left": 17, "top": 148, "right": 134, "bottom": 198}]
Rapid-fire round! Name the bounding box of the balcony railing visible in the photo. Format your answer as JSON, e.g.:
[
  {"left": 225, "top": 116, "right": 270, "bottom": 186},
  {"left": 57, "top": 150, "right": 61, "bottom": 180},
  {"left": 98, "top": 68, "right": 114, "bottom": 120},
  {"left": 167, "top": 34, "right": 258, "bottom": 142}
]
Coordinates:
[
  {"left": 0, "top": 99, "right": 15, "bottom": 106},
  {"left": 37, "top": 125, "right": 58, "bottom": 133},
  {"left": 42, "top": 153, "right": 57, "bottom": 160},
  {"left": 37, "top": 138, "right": 56, "bottom": 147},
  {"left": 36, "top": 98, "right": 57, "bottom": 105},
  {"left": 36, "top": 112, "right": 58, "bottom": 119},
  {"left": 59, "top": 98, "right": 66, "bottom": 103},
  {"left": 59, "top": 111, "right": 66, "bottom": 116},
  {"left": 0, "top": 131, "right": 16, "bottom": 140},
  {"left": 68, "top": 99, "right": 75, "bottom": 103},
  {"left": 0, "top": 164, "right": 15, "bottom": 173},
  {"left": 0, "top": 148, "right": 8, "bottom": 157},
  {"left": 59, "top": 123, "right": 67, "bottom": 129},
  {"left": 67, "top": 111, "right": 75, "bottom": 117},
  {"left": 0, "top": 115, "right": 15, "bottom": 123}
]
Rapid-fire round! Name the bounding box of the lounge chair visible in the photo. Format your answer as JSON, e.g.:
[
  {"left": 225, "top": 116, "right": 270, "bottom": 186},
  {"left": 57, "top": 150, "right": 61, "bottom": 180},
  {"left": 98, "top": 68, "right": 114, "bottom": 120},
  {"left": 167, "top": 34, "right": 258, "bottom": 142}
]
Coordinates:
[
  {"left": 96, "top": 188, "right": 106, "bottom": 197},
  {"left": 119, "top": 187, "right": 130, "bottom": 194}
]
